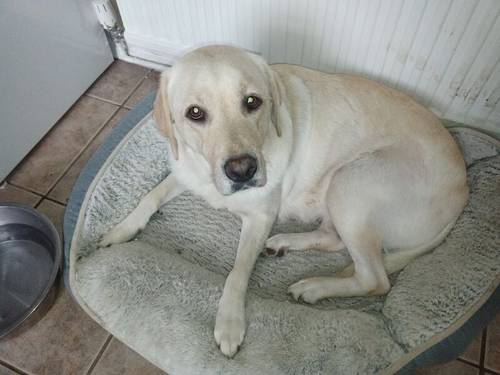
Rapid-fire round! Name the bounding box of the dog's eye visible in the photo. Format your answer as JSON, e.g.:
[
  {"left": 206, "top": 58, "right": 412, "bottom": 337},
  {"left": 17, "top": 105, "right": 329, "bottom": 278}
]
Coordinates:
[
  {"left": 244, "top": 95, "right": 262, "bottom": 112},
  {"left": 186, "top": 106, "right": 205, "bottom": 121}
]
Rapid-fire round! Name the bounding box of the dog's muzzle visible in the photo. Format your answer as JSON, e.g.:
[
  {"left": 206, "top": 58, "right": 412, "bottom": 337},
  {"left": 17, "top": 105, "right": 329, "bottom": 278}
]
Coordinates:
[
  {"left": 223, "top": 154, "right": 264, "bottom": 192},
  {"left": 224, "top": 154, "right": 257, "bottom": 182}
]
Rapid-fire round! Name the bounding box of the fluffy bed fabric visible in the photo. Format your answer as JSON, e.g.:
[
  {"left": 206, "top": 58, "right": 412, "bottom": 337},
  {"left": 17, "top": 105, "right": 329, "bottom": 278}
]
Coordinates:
[{"left": 65, "top": 94, "right": 499, "bottom": 375}]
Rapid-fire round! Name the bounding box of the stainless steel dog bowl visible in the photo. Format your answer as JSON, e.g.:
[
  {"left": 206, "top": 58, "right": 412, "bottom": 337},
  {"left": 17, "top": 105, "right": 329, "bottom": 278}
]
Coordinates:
[{"left": 0, "top": 203, "right": 62, "bottom": 338}]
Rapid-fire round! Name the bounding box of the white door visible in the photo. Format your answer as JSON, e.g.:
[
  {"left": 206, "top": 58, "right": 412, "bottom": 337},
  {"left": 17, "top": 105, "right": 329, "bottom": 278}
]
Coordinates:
[{"left": 0, "top": 0, "right": 114, "bottom": 180}]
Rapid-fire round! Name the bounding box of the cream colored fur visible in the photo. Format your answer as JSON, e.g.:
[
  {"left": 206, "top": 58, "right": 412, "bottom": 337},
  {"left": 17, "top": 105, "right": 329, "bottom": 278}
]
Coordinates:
[{"left": 100, "top": 45, "right": 468, "bottom": 358}]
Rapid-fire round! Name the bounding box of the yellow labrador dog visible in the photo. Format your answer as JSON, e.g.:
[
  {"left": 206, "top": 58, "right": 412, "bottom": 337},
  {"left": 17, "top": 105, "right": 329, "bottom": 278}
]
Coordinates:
[{"left": 100, "top": 45, "right": 468, "bottom": 357}]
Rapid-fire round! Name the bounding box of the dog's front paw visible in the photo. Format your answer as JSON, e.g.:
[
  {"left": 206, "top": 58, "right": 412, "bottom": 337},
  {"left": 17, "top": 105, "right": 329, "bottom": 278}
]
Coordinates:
[
  {"left": 214, "top": 303, "right": 245, "bottom": 357},
  {"left": 288, "top": 278, "right": 325, "bottom": 304},
  {"left": 99, "top": 219, "right": 143, "bottom": 247},
  {"left": 262, "top": 234, "right": 289, "bottom": 257}
]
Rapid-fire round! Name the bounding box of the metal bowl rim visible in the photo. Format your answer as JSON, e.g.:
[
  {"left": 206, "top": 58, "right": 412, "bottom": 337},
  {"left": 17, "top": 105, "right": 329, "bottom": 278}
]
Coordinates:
[{"left": 0, "top": 202, "right": 62, "bottom": 338}]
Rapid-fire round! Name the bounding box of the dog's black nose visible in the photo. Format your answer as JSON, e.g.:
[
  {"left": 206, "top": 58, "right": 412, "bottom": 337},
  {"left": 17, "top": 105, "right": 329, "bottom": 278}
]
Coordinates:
[{"left": 224, "top": 154, "right": 257, "bottom": 183}]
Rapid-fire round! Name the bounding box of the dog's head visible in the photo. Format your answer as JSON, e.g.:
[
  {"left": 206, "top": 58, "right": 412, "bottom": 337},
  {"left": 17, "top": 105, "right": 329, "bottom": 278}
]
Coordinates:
[{"left": 153, "top": 45, "right": 283, "bottom": 195}]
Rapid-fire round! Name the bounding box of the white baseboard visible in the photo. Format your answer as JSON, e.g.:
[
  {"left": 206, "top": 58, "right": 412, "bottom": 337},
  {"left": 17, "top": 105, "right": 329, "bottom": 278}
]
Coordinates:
[{"left": 124, "top": 32, "right": 190, "bottom": 66}]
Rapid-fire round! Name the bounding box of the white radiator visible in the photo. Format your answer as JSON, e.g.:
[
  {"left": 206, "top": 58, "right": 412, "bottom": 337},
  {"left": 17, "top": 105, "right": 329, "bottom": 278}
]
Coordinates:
[{"left": 116, "top": 0, "right": 500, "bottom": 133}]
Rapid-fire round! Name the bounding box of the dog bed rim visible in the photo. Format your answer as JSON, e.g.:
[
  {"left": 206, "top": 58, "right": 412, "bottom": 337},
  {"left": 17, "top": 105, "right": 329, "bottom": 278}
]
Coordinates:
[
  {"left": 64, "top": 92, "right": 157, "bottom": 321},
  {"left": 384, "top": 278, "right": 499, "bottom": 374},
  {"left": 64, "top": 91, "right": 500, "bottom": 374}
]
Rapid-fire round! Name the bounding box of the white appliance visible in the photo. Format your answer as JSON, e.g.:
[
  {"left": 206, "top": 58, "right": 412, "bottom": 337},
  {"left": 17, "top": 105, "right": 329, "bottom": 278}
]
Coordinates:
[{"left": 0, "top": 0, "right": 113, "bottom": 180}]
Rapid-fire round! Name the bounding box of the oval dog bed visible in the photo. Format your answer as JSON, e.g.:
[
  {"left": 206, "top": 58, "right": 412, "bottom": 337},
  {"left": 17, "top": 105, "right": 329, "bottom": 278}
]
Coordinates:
[{"left": 64, "top": 92, "right": 500, "bottom": 374}]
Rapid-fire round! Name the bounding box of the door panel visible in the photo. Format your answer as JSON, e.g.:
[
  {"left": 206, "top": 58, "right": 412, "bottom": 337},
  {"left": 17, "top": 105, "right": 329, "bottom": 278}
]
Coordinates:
[{"left": 0, "top": 0, "right": 113, "bottom": 180}]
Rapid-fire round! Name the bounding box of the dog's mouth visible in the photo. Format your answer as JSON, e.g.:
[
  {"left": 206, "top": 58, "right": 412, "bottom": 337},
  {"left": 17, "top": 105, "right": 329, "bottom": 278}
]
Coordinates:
[{"left": 230, "top": 178, "right": 266, "bottom": 193}]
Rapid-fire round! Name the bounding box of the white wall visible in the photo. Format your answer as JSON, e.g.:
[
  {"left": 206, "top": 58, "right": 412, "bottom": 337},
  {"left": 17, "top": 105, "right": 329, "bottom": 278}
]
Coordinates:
[{"left": 117, "top": 0, "right": 500, "bottom": 134}]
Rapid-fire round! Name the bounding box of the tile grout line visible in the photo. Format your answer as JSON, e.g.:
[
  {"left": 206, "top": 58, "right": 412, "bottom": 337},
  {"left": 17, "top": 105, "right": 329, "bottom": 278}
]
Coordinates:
[
  {"left": 4, "top": 71, "right": 154, "bottom": 229},
  {"left": 5, "top": 103, "right": 120, "bottom": 198},
  {"left": 2, "top": 181, "right": 62, "bottom": 209},
  {"left": 479, "top": 327, "right": 489, "bottom": 375},
  {"left": 120, "top": 70, "right": 152, "bottom": 107},
  {"left": 33, "top": 196, "right": 44, "bottom": 209},
  {"left": 86, "top": 334, "right": 113, "bottom": 375},
  {"left": 84, "top": 93, "right": 122, "bottom": 107},
  {"left": 2, "top": 109, "right": 73, "bottom": 187},
  {"left": 86, "top": 67, "right": 152, "bottom": 108},
  {"left": 43, "top": 70, "right": 152, "bottom": 201},
  {"left": 457, "top": 357, "right": 481, "bottom": 369},
  {"left": 37, "top": 195, "right": 67, "bottom": 208},
  {"left": 5, "top": 182, "right": 45, "bottom": 199},
  {"left": 1, "top": 76, "right": 121, "bottom": 188},
  {"left": 0, "top": 358, "right": 30, "bottom": 375},
  {"left": 5, "top": 108, "right": 113, "bottom": 208},
  {"left": 121, "top": 68, "right": 159, "bottom": 110},
  {"left": 42, "top": 106, "right": 121, "bottom": 199},
  {"left": 5, "top": 65, "right": 151, "bottom": 196}
]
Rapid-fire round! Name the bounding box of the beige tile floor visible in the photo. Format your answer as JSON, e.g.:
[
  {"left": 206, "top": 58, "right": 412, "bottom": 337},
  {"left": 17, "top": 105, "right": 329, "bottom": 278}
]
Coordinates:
[{"left": 0, "top": 60, "right": 498, "bottom": 375}]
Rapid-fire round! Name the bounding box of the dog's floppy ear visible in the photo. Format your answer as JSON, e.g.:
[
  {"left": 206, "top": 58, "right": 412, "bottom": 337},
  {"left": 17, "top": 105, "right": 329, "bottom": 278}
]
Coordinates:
[
  {"left": 269, "top": 69, "right": 283, "bottom": 137},
  {"left": 153, "top": 71, "right": 179, "bottom": 160},
  {"left": 248, "top": 52, "right": 284, "bottom": 137}
]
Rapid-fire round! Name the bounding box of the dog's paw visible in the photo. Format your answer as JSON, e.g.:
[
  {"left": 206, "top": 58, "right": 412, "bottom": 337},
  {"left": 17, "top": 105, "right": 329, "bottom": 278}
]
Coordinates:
[
  {"left": 262, "top": 235, "right": 289, "bottom": 257},
  {"left": 288, "top": 278, "right": 325, "bottom": 304},
  {"left": 99, "top": 220, "right": 143, "bottom": 247},
  {"left": 214, "top": 303, "right": 245, "bottom": 357}
]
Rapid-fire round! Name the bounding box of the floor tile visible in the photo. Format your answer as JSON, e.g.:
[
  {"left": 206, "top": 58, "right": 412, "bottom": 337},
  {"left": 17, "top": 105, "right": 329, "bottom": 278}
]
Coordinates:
[
  {"left": 36, "top": 199, "right": 65, "bottom": 239},
  {"left": 0, "top": 288, "right": 109, "bottom": 375},
  {"left": 91, "top": 338, "right": 165, "bottom": 375},
  {"left": 0, "top": 183, "right": 40, "bottom": 206},
  {"left": 486, "top": 313, "right": 500, "bottom": 372},
  {"left": 415, "top": 360, "right": 478, "bottom": 374},
  {"left": 9, "top": 97, "right": 117, "bottom": 195},
  {"left": 125, "top": 70, "right": 161, "bottom": 108},
  {"left": 87, "top": 60, "right": 149, "bottom": 104},
  {"left": 459, "top": 330, "right": 482, "bottom": 364},
  {"left": 48, "top": 108, "right": 129, "bottom": 203}
]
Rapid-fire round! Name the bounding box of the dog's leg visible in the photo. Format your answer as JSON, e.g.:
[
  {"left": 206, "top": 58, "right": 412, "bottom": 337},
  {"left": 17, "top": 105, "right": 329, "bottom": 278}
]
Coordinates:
[
  {"left": 99, "top": 174, "right": 185, "bottom": 247},
  {"left": 289, "top": 162, "right": 393, "bottom": 303},
  {"left": 264, "top": 219, "right": 344, "bottom": 256},
  {"left": 288, "top": 227, "right": 390, "bottom": 303},
  {"left": 214, "top": 210, "right": 275, "bottom": 357}
]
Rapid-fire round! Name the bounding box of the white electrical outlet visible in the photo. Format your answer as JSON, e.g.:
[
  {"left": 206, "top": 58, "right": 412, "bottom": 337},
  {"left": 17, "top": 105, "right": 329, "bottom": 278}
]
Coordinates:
[{"left": 92, "top": 0, "right": 118, "bottom": 30}]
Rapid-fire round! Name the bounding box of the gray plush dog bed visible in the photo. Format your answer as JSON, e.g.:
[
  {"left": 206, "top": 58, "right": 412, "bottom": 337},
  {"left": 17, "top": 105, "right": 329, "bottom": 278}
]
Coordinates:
[{"left": 64, "top": 92, "right": 500, "bottom": 374}]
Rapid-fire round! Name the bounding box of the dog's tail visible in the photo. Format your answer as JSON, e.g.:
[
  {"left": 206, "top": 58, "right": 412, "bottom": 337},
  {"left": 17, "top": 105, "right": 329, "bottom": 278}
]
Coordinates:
[
  {"left": 382, "top": 220, "right": 455, "bottom": 274},
  {"left": 384, "top": 220, "right": 455, "bottom": 275},
  {"left": 338, "top": 220, "right": 456, "bottom": 277}
]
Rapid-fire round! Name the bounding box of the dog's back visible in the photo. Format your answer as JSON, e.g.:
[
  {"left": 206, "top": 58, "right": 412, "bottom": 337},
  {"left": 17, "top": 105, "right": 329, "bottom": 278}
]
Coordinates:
[{"left": 273, "top": 64, "right": 468, "bottom": 249}]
